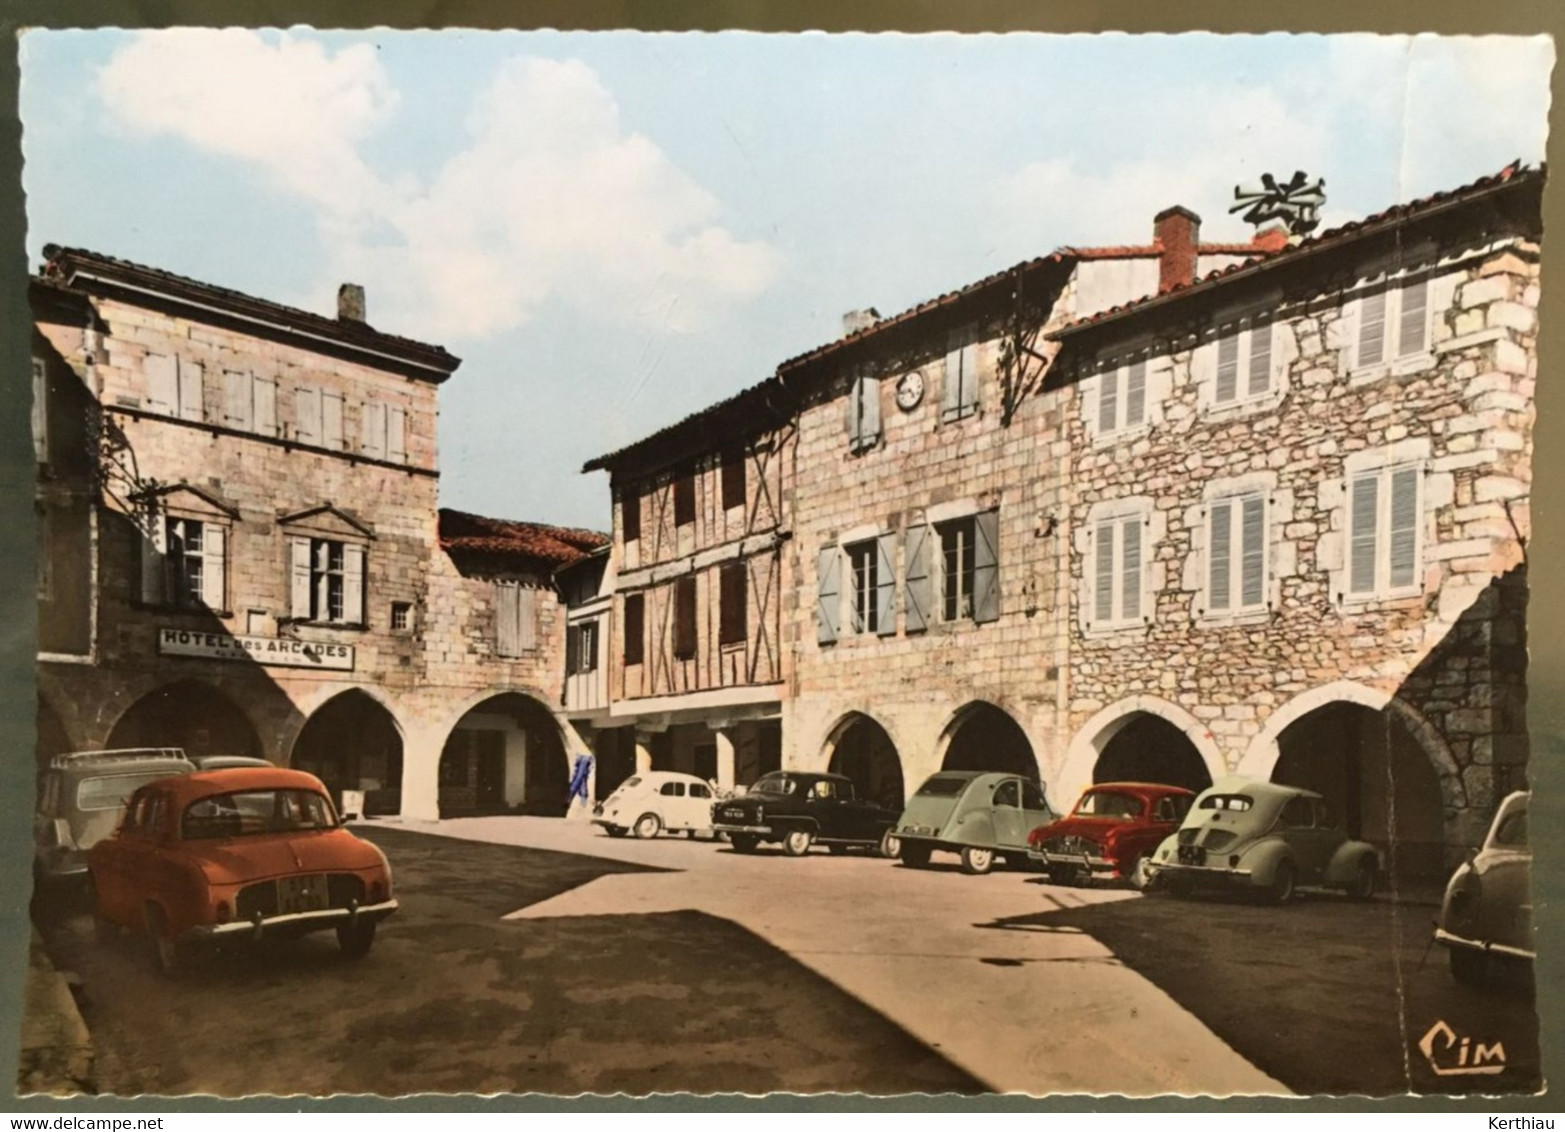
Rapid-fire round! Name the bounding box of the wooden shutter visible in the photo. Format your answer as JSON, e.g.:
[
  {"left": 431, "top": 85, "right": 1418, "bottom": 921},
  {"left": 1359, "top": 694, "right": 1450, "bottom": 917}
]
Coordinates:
[
  {"left": 943, "top": 345, "right": 964, "bottom": 419},
  {"left": 177, "top": 359, "right": 203, "bottom": 421},
  {"left": 1389, "top": 468, "right": 1419, "bottom": 588},
  {"left": 388, "top": 406, "right": 407, "bottom": 462},
  {"left": 343, "top": 543, "right": 365, "bottom": 624},
  {"left": 958, "top": 343, "right": 979, "bottom": 415},
  {"left": 1098, "top": 367, "right": 1119, "bottom": 432},
  {"left": 254, "top": 377, "right": 277, "bottom": 436},
  {"left": 1240, "top": 496, "right": 1265, "bottom": 607},
  {"left": 875, "top": 534, "right": 897, "bottom": 636},
  {"left": 674, "top": 575, "right": 697, "bottom": 659},
  {"left": 859, "top": 375, "right": 881, "bottom": 446},
  {"left": 362, "top": 401, "right": 386, "bottom": 459},
  {"left": 201, "top": 525, "right": 226, "bottom": 610},
  {"left": 846, "top": 375, "right": 862, "bottom": 448},
  {"left": 1398, "top": 277, "right": 1428, "bottom": 357},
  {"left": 1215, "top": 330, "right": 1239, "bottom": 403},
  {"left": 972, "top": 510, "right": 999, "bottom": 624},
  {"left": 1358, "top": 290, "right": 1387, "bottom": 368},
  {"left": 624, "top": 593, "right": 645, "bottom": 665},
  {"left": 565, "top": 623, "right": 581, "bottom": 673},
  {"left": 904, "top": 525, "right": 931, "bottom": 634},
  {"left": 1125, "top": 359, "right": 1146, "bottom": 427},
  {"left": 721, "top": 450, "right": 745, "bottom": 511},
  {"left": 1094, "top": 523, "right": 1115, "bottom": 623},
  {"left": 496, "top": 582, "right": 520, "bottom": 657},
  {"left": 518, "top": 586, "right": 537, "bottom": 650},
  {"left": 140, "top": 503, "right": 167, "bottom": 605},
  {"left": 295, "top": 387, "right": 321, "bottom": 444},
  {"left": 720, "top": 562, "right": 747, "bottom": 644},
  {"left": 674, "top": 471, "right": 696, "bottom": 526},
  {"left": 146, "top": 354, "right": 178, "bottom": 414},
  {"left": 222, "top": 370, "right": 251, "bottom": 428},
  {"left": 1350, "top": 475, "right": 1379, "bottom": 594},
  {"left": 290, "top": 537, "right": 314, "bottom": 618},
  {"left": 816, "top": 545, "right": 840, "bottom": 644},
  {"left": 1209, "top": 501, "right": 1232, "bottom": 611},
  {"left": 1120, "top": 517, "right": 1142, "bottom": 621},
  {"left": 323, "top": 392, "right": 344, "bottom": 448},
  {"left": 31, "top": 357, "right": 47, "bottom": 465},
  {"left": 1247, "top": 322, "right": 1272, "bottom": 397},
  {"left": 622, "top": 490, "right": 641, "bottom": 543}
]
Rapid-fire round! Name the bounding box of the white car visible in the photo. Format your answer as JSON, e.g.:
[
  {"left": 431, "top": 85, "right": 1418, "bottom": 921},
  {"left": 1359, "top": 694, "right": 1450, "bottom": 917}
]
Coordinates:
[{"left": 592, "top": 771, "right": 721, "bottom": 839}]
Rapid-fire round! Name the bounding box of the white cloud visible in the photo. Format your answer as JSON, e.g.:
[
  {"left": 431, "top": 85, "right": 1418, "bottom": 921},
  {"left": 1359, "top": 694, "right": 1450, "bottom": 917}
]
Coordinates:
[{"left": 96, "top": 36, "right": 782, "bottom": 341}]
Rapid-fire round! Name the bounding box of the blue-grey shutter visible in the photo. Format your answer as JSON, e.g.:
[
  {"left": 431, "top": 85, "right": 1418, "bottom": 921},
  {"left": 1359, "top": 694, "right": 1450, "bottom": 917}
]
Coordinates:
[
  {"left": 904, "top": 525, "right": 931, "bottom": 633},
  {"left": 1215, "top": 330, "right": 1239, "bottom": 404},
  {"left": 1399, "top": 277, "right": 1428, "bottom": 357},
  {"left": 496, "top": 582, "right": 520, "bottom": 656},
  {"left": 816, "top": 546, "right": 840, "bottom": 644},
  {"left": 959, "top": 343, "right": 979, "bottom": 415},
  {"left": 1389, "top": 468, "right": 1419, "bottom": 588},
  {"left": 875, "top": 534, "right": 897, "bottom": 636},
  {"left": 1247, "top": 322, "right": 1272, "bottom": 397},
  {"left": 943, "top": 343, "right": 964, "bottom": 419},
  {"left": 973, "top": 510, "right": 1000, "bottom": 624},
  {"left": 1350, "top": 475, "right": 1379, "bottom": 594},
  {"left": 860, "top": 375, "right": 881, "bottom": 446},
  {"left": 1209, "top": 501, "right": 1232, "bottom": 611},
  {"left": 1098, "top": 366, "right": 1119, "bottom": 433},
  {"left": 1241, "top": 496, "right": 1265, "bottom": 607},
  {"left": 1120, "top": 517, "right": 1142, "bottom": 621},
  {"left": 1094, "top": 522, "right": 1115, "bottom": 623},
  {"left": 1125, "top": 359, "right": 1146, "bottom": 427},
  {"left": 1358, "top": 290, "right": 1387, "bottom": 367}
]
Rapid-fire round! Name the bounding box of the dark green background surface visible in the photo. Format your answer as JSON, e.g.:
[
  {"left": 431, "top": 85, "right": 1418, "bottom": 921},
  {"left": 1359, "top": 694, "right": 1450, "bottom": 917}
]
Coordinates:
[{"left": 0, "top": 0, "right": 1560, "bottom": 1112}]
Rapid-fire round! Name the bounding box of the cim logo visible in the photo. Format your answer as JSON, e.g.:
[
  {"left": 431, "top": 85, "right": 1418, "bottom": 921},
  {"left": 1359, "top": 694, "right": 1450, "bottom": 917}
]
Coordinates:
[{"left": 1419, "top": 1019, "right": 1507, "bottom": 1076}]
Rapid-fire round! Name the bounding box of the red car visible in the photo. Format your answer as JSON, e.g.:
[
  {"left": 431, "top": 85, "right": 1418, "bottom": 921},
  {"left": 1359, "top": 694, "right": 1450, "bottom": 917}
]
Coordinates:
[
  {"left": 87, "top": 766, "right": 397, "bottom": 973},
  {"left": 1028, "top": 782, "right": 1195, "bottom": 890}
]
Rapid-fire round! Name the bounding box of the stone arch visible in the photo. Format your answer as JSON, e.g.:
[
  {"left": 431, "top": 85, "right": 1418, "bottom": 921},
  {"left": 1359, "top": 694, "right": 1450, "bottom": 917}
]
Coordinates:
[
  {"left": 824, "top": 711, "right": 906, "bottom": 809},
  {"left": 290, "top": 689, "right": 406, "bottom": 816},
  {"left": 937, "top": 701, "right": 1040, "bottom": 780},
  {"left": 107, "top": 679, "right": 264, "bottom": 762},
  {"left": 440, "top": 691, "right": 574, "bottom": 818},
  {"left": 1057, "top": 696, "right": 1227, "bottom": 811}
]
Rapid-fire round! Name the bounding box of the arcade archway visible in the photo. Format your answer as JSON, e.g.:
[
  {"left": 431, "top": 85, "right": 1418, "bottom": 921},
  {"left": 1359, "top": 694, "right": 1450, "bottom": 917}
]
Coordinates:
[
  {"left": 107, "top": 680, "right": 263, "bottom": 763},
  {"left": 292, "top": 690, "right": 404, "bottom": 816},
  {"left": 826, "top": 713, "right": 906, "bottom": 808},
  {"left": 940, "top": 703, "right": 1038, "bottom": 780},
  {"left": 441, "top": 693, "right": 569, "bottom": 818},
  {"left": 1094, "top": 713, "right": 1214, "bottom": 792}
]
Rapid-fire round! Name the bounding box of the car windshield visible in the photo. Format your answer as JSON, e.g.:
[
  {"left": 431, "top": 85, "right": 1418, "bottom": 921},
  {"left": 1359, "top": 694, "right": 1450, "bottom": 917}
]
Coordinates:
[
  {"left": 751, "top": 774, "right": 797, "bottom": 796},
  {"left": 1198, "top": 794, "right": 1254, "bottom": 812},
  {"left": 1493, "top": 809, "right": 1528, "bottom": 848},
  {"left": 1073, "top": 791, "right": 1143, "bottom": 819},
  {"left": 76, "top": 772, "right": 183, "bottom": 812},
  {"left": 915, "top": 777, "right": 969, "bottom": 798},
  {"left": 181, "top": 789, "right": 338, "bottom": 839}
]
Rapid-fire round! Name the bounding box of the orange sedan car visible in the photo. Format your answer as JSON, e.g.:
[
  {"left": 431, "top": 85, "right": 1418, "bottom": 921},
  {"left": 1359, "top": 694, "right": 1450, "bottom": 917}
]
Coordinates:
[{"left": 87, "top": 766, "right": 397, "bottom": 973}]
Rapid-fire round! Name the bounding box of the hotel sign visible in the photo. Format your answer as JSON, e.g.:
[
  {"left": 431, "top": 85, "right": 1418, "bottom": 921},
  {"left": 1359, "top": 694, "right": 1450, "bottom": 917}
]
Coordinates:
[{"left": 158, "top": 627, "right": 355, "bottom": 672}]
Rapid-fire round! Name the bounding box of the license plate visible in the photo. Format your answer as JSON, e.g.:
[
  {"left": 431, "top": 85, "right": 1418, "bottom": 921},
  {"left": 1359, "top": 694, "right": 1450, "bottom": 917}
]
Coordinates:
[
  {"left": 1177, "top": 844, "right": 1206, "bottom": 866},
  {"left": 721, "top": 808, "right": 746, "bottom": 821},
  {"left": 277, "top": 875, "right": 329, "bottom": 914}
]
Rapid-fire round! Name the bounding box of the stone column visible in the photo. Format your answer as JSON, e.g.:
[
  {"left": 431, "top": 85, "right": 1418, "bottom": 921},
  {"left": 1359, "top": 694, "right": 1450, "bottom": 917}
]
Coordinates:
[
  {"left": 634, "top": 732, "right": 655, "bottom": 775},
  {"left": 714, "top": 727, "right": 737, "bottom": 792}
]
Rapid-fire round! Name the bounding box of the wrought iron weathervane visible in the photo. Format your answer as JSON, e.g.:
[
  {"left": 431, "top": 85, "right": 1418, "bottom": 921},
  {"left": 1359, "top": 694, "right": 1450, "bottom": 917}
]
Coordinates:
[{"left": 1230, "top": 170, "right": 1326, "bottom": 238}]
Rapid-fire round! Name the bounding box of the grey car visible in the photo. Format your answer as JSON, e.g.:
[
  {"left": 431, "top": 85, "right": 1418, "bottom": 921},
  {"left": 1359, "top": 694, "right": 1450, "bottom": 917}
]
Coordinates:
[{"left": 33, "top": 748, "right": 196, "bottom": 882}]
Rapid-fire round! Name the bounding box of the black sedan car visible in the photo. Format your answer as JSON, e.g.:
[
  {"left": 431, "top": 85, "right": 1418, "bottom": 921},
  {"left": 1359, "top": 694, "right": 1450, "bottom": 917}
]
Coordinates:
[{"left": 712, "top": 771, "right": 900, "bottom": 857}]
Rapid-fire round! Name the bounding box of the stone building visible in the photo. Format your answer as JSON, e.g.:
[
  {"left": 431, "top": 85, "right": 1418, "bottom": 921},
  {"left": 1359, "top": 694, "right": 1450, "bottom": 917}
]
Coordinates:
[{"left": 31, "top": 246, "right": 602, "bottom": 822}]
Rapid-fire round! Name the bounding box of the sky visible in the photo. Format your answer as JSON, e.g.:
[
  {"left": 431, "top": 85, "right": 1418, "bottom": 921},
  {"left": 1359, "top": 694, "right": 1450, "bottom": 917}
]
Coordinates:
[{"left": 18, "top": 30, "right": 1557, "bottom": 530}]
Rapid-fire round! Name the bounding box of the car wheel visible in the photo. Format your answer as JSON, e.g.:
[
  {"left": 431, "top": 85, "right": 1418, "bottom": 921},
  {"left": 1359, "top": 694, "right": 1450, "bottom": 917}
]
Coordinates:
[
  {"left": 960, "top": 846, "right": 995, "bottom": 876},
  {"left": 1450, "top": 947, "right": 1489, "bottom": 988},
  {"left": 144, "top": 905, "right": 182, "bottom": 976},
  {"left": 1347, "top": 858, "right": 1376, "bottom": 901},
  {"left": 633, "top": 813, "right": 662, "bottom": 840},
  {"left": 900, "top": 842, "right": 932, "bottom": 868},
  {"left": 782, "top": 828, "right": 814, "bottom": 857},
  {"left": 879, "top": 830, "right": 902, "bottom": 860},
  {"left": 730, "top": 834, "right": 759, "bottom": 854},
  {"left": 337, "top": 919, "right": 377, "bottom": 960},
  {"left": 1266, "top": 860, "right": 1297, "bottom": 906},
  {"left": 1126, "top": 854, "right": 1151, "bottom": 892},
  {"left": 605, "top": 825, "right": 628, "bottom": 838}
]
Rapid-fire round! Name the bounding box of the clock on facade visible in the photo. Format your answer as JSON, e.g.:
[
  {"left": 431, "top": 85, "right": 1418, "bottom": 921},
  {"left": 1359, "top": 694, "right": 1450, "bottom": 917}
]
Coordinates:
[{"left": 895, "top": 369, "right": 925, "bottom": 411}]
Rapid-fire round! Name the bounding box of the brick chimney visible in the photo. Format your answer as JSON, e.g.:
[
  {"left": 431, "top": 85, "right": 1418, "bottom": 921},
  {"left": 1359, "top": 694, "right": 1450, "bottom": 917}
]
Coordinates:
[
  {"left": 842, "top": 308, "right": 881, "bottom": 336},
  {"left": 337, "top": 283, "right": 367, "bottom": 323},
  {"left": 1153, "top": 205, "right": 1201, "bottom": 293}
]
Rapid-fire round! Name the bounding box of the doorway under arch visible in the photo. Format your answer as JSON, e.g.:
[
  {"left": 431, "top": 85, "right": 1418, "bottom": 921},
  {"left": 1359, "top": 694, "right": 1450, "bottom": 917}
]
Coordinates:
[
  {"left": 941, "top": 703, "right": 1038, "bottom": 780},
  {"left": 1094, "top": 714, "right": 1215, "bottom": 793},
  {"left": 107, "top": 680, "right": 263, "bottom": 763},
  {"left": 826, "top": 713, "right": 906, "bottom": 809},
  {"left": 441, "top": 693, "right": 569, "bottom": 818},
  {"left": 292, "top": 690, "right": 404, "bottom": 816}
]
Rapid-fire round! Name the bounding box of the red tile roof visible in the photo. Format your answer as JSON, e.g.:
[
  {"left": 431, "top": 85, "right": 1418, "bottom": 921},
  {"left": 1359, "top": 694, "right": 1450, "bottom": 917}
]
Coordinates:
[{"left": 438, "top": 508, "right": 608, "bottom": 571}]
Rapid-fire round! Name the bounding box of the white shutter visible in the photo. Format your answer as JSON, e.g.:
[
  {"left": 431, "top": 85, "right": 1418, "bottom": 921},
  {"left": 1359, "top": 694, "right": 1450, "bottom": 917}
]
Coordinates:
[
  {"left": 1350, "top": 475, "right": 1379, "bottom": 594},
  {"left": 1389, "top": 468, "right": 1419, "bottom": 588},
  {"left": 177, "top": 359, "right": 203, "bottom": 421},
  {"left": 959, "top": 343, "right": 979, "bottom": 414},
  {"left": 1097, "top": 368, "right": 1119, "bottom": 433},
  {"left": 290, "top": 537, "right": 314, "bottom": 618},
  {"left": 295, "top": 387, "right": 321, "bottom": 444},
  {"left": 519, "top": 586, "right": 538, "bottom": 650},
  {"left": 343, "top": 543, "right": 365, "bottom": 624},
  {"left": 1120, "top": 517, "right": 1142, "bottom": 621},
  {"left": 362, "top": 401, "right": 386, "bottom": 459},
  {"left": 874, "top": 534, "right": 896, "bottom": 636},
  {"left": 943, "top": 344, "right": 964, "bottom": 419},
  {"left": 254, "top": 377, "right": 277, "bottom": 436},
  {"left": 146, "top": 354, "right": 178, "bottom": 414},
  {"left": 1209, "top": 501, "right": 1232, "bottom": 611},
  {"left": 816, "top": 546, "right": 841, "bottom": 644},
  {"left": 496, "top": 583, "right": 520, "bottom": 657},
  {"left": 1247, "top": 322, "right": 1272, "bottom": 397},
  {"left": 1240, "top": 496, "right": 1265, "bottom": 607},
  {"left": 859, "top": 376, "right": 881, "bottom": 446},
  {"left": 1094, "top": 522, "right": 1115, "bottom": 623},
  {"left": 201, "top": 526, "right": 226, "bottom": 610},
  {"left": 140, "top": 504, "right": 167, "bottom": 605},
  {"left": 1398, "top": 277, "right": 1428, "bottom": 357},
  {"left": 1124, "top": 359, "right": 1146, "bottom": 427},
  {"left": 1358, "top": 290, "right": 1387, "bottom": 367},
  {"left": 972, "top": 510, "right": 999, "bottom": 624},
  {"left": 323, "top": 392, "right": 344, "bottom": 448},
  {"left": 904, "top": 525, "right": 931, "bottom": 634},
  {"left": 223, "top": 370, "right": 251, "bottom": 428},
  {"left": 1215, "top": 330, "right": 1239, "bottom": 404},
  {"left": 388, "top": 406, "right": 407, "bottom": 463},
  {"left": 845, "top": 377, "right": 861, "bottom": 448}
]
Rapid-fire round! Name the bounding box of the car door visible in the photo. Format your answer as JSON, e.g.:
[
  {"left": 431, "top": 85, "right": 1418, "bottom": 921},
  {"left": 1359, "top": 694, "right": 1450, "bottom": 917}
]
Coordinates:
[
  {"left": 1278, "top": 795, "right": 1333, "bottom": 881},
  {"left": 657, "top": 780, "right": 687, "bottom": 829},
  {"left": 989, "top": 779, "right": 1028, "bottom": 852},
  {"left": 685, "top": 781, "right": 714, "bottom": 831}
]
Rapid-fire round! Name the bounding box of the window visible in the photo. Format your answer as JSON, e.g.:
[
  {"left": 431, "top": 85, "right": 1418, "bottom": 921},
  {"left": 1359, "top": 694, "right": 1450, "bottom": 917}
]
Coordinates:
[
  {"left": 943, "top": 337, "right": 979, "bottom": 422},
  {"left": 674, "top": 575, "right": 697, "bottom": 660},
  {"left": 936, "top": 511, "right": 999, "bottom": 624},
  {"left": 719, "top": 562, "right": 747, "bottom": 645},
  {"left": 1213, "top": 318, "right": 1273, "bottom": 406},
  {"left": 168, "top": 518, "right": 212, "bottom": 609},
  {"left": 992, "top": 780, "right": 1020, "bottom": 808},
  {"left": 660, "top": 781, "right": 687, "bottom": 797},
  {"left": 144, "top": 512, "right": 226, "bottom": 609},
  {"left": 289, "top": 536, "right": 364, "bottom": 624},
  {"left": 1094, "top": 356, "right": 1147, "bottom": 435},
  {"left": 1354, "top": 274, "right": 1430, "bottom": 369},
  {"left": 294, "top": 387, "right": 345, "bottom": 448},
  {"left": 847, "top": 371, "right": 881, "bottom": 452},
  {"left": 674, "top": 470, "right": 696, "bottom": 527},
  {"left": 1207, "top": 494, "right": 1268, "bottom": 615},
  {"left": 566, "top": 620, "right": 599, "bottom": 674},
  {"left": 847, "top": 541, "right": 879, "bottom": 635},
  {"left": 145, "top": 354, "right": 203, "bottom": 421},
  {"left": 1089, "top": 511, "right": 1148, "bottom": 629},
  {"left": 1346, "top": 464, "right": 1422, "bottom": 600},
  {"left": 495, "top": 581, "right": 538, "bottom": 657},
  {"left": 1280, "top": 796, "right": 1315, "bottom": 829},
  {"left": 360, "top": 401, "right": 408, "bottom": 462},
  {"left": 622, "top": 489, "right": 641, "bottom": 544},
  {"left": 1021, "top": 781, "right": 1049, "bottom": 813},
  {"left": 623, "top": 593, "right": 646, "bottom": 665},
  {"left": 721, "top": 450, "right": 746, "bottom": 511},
  {"left": 390, "top": 602, "right": 412, "bottom": 631},
  {"left": 221, "top": 370, "right": 278, "bottom": 435}
]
